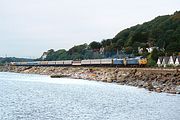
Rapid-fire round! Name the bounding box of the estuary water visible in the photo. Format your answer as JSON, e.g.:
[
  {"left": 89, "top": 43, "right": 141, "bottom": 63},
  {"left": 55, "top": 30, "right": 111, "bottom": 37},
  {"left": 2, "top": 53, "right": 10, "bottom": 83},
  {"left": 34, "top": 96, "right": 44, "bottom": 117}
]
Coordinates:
[{"left": 0, "top": 72, "right": 180, "bottom": 120}]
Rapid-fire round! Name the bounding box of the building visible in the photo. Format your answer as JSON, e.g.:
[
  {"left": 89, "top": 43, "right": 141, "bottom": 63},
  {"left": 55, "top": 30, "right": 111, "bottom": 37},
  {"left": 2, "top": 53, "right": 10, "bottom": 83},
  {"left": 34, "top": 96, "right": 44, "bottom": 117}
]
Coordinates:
[
  {"left": 175, "top": 56, "right": 180, "bottom": 66},
  {"left": 146, "top": 47, "right": 159, "bottom": 53},
  {"left": 157, "top": 57, "right": 163, "bottom": 67},
  {"left": 157, "top": 56, "right": 180, "bottom": 67},
  {"left": 168, "top": 56, "right": 175, "bottom": 65}
]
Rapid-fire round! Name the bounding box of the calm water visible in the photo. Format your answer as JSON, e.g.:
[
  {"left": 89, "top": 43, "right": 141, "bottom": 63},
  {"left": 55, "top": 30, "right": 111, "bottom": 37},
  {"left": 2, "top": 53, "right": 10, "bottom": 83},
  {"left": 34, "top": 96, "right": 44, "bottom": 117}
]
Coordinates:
[{"left": 0, "top": 72, "right": 180, "bottom": 120}]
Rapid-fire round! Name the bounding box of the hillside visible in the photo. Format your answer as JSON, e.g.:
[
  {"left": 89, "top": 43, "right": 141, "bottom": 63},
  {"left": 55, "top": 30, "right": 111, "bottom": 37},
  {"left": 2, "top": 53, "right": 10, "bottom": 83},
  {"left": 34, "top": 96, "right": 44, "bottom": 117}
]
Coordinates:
[
  {"left": 111, "top": 11, "right": 180, "bottom": 54},
  {"left": 40, "top": 11, "right": 180, "bottom": 65}
]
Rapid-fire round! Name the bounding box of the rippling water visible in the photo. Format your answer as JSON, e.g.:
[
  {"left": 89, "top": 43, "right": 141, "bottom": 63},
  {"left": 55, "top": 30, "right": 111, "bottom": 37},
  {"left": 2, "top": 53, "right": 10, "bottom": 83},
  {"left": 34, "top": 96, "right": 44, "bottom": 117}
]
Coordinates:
[{"left": 0, "top": 72, "right": 180, "bottom": 120}]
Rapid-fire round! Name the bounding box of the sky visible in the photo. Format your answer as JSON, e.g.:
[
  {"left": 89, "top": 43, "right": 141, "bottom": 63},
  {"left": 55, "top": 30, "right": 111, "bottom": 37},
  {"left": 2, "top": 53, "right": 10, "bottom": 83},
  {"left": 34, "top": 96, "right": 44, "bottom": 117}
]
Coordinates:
[{"left": 0, "top": 0, "right": 179, "bottom": 58}]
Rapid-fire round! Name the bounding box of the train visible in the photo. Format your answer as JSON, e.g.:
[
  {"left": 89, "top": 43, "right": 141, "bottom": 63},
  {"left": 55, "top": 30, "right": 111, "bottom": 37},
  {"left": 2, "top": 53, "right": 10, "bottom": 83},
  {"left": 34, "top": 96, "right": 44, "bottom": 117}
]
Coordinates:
[{"left": 10, "top": 56, "right": 147, "bottom": 67}]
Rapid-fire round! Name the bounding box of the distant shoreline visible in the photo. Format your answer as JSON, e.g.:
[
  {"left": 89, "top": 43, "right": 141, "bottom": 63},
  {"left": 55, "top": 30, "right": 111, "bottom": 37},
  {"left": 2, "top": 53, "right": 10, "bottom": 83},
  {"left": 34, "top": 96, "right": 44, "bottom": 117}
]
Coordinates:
[{"left": 0, "top": 66, "right": 180, "bottom": 94}]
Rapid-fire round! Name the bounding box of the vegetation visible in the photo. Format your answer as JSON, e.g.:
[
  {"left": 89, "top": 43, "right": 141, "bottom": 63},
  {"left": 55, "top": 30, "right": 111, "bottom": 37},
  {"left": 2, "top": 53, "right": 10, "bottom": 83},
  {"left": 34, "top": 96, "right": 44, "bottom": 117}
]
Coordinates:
[{"left": 40, "top": 11, "right": 180, "bottom": 66}]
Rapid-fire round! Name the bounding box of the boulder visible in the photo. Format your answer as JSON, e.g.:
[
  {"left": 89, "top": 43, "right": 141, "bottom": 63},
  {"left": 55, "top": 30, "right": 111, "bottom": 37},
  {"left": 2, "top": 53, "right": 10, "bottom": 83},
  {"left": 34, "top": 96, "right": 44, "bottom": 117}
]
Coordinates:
[
  {"left": 137, "top": 81, "right": 145, "bottom": 88},
  {"left": 175, "top": 86, "right": 180, "bottom": 94},
  {"left": 152, "top": 81, "right": 159, "bottom": 88},
  {"left": 155, "top": 87, "right": 162, "bottom": 93},
  {"left": 101, "top": 79, "right": 107, "bottom": 82},
  {"left": 116, "top": 75, "right": 127, "bottom": 83},
  {"left": 107, "top": 77, "right": 113, "bottom": 83},
  {"left": 144, "top": 82, "right": 154, "bottom": 91}
]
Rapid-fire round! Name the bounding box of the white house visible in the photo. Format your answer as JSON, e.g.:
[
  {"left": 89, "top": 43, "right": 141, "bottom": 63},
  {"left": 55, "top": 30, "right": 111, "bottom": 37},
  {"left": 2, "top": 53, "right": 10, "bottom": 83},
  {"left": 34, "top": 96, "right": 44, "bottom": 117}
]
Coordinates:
[
  {"left": 168, "top": 56, "right": 175, "bottom": 65},
  {"left": 138, "top": 47, "right": 143, "bottom": 54},
  {"left": 175, "top": 56, "right": 180, "bottom": 66},
  {"left": 162, "top": 57, "right": 170, "bottom": 67},
  {"left": 146, "top": 47, "right": 159, "bottom": 53},
  {"left": 157, "top": 58, "right": 161, "bottom": 67},
  {"left": 157, "top": 57, "right": 163, "bottom": 67}
]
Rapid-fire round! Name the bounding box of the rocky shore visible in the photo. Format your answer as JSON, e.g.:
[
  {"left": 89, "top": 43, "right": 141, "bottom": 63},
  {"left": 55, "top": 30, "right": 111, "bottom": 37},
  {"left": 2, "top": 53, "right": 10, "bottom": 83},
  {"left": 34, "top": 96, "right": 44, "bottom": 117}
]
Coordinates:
[{"left": 0, "top": 66, "right": 180, "bottom": 94}]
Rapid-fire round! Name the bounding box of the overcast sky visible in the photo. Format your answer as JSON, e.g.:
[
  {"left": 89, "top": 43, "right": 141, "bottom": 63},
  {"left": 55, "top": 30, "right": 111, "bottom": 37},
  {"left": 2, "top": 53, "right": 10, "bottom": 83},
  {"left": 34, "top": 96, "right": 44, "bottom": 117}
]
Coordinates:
[{"left": 0, "top": 0, "right": 179, "bottom": 58}]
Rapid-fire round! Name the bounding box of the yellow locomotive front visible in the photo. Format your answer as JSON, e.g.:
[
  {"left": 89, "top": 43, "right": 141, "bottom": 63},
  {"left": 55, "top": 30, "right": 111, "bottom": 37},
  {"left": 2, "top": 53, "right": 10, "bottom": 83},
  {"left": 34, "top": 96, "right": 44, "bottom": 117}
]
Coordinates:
[{"left": 138, "top": 57, "right": 148, "bottom": 65}]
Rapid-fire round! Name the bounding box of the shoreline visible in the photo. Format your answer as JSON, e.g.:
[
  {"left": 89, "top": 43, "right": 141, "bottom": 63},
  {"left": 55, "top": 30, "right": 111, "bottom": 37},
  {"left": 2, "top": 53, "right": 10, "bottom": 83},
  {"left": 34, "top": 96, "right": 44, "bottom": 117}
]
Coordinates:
[{"left": 0, "top": 66, "right": 180, "bottom": 94}]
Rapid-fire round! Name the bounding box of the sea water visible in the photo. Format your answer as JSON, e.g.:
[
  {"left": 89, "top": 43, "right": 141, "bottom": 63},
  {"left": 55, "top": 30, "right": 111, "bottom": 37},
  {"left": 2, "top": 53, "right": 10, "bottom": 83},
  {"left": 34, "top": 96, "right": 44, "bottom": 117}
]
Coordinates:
[{"left": 0, "top": 72, "right": 180, "bottom": 120}]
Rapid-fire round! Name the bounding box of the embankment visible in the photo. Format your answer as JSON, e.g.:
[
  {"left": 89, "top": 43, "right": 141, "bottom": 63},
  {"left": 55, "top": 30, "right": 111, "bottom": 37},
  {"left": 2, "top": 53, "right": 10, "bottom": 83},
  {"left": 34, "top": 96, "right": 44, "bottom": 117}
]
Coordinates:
[{"left": 0, "top": 66, "right": 180, "bottom": 94}]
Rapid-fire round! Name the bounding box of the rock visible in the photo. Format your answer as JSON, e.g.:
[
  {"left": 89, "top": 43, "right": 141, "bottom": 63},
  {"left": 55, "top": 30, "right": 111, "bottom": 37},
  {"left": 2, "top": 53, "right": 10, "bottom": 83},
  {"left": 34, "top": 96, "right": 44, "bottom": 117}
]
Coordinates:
[
  {"left": 115, "top": 68, "right": 119, "bottom": 73},
  {"left": 107, "top": 78, "right": 112, "bottom": 83},
  {"left": 116, "top": 75, "right": 127, "bottom": 83},
  {"left": 155, "top": 87, "right": 162, "bottom": 93},
  {"left": 142, "top": 76, "right": 149, "bottom": 81},
  {"left": 131, "top": 69, "right": 137, "bottom": 75},
  {"left": 176, "top": 82, "right": 180, "bottom": 85},
  {"left": 168, "top": 90, "right": 177, "bottom": 94},
  {"left": 137, "top": 81, "right": 145, "bottom": 88},
  {"left": 102, "top": 79, "right": 107, "bottom": 82},
  {"left": 146, "top": 83, "right": 154, "bottom": 91},
  {"left": 135, "top": 72, "right": 141, "bottom": 76},
  {"left": 152, "top": 81, "right": 159, "bottom": 88},
  {"left": 164, "top": 73, "right": 171, "bottom": 77},
  {"left": 175, "top": 86, "right": 180, "bottom": 94},
  {"left": 50, "top": 74, "right": 69, "bottom": 78}
]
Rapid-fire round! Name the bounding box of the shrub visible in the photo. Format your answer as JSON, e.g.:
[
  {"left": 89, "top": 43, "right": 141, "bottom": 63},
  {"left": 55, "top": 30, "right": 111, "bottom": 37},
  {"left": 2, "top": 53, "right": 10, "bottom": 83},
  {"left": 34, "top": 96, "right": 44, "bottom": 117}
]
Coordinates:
[{"left": 147, "top": 58, "right": 157, "bottom": 67}]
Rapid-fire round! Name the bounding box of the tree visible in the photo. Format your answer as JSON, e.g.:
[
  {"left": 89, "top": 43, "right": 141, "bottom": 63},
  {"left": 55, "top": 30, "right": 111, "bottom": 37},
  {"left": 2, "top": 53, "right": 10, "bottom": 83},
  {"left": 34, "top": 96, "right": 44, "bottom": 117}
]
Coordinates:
[
  {"left": 166, "top": 42, "right": 180, "bottom": 53},
  {"left": 116, "top": 39, "right": 124, "bottom": 50},
  {"left": 101, "top": 39, "right": 111, "bottom": 47},
  {"left": 68, "top": 44, "right": 88, "bottom": 54},
  {"left": 89, "top": 41, "right": 102, "bottom": 50},
  {"left": 151, "top": 48, "right": 159, "bottom": 61},
  {"left": 125, "top": 46, "right": 133, "bottom": 54}
]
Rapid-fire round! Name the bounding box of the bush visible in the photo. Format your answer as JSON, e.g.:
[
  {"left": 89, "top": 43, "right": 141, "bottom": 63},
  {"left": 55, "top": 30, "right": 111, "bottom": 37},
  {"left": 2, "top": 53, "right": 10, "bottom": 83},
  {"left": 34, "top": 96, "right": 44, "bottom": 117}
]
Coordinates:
[
  {"left": 147, "top": 58, "right": 157, "bottom": 67},
  {"left": 166, "top": 64, "right": 175, "bottom": 68}
]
